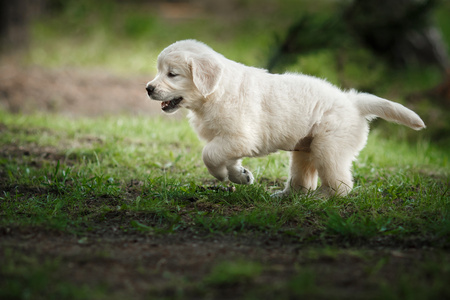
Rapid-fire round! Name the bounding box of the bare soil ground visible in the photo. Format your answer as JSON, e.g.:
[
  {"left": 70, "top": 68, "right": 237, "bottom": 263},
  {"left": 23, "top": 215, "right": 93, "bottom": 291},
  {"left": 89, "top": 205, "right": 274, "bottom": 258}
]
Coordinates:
[
  {"left": 2, "top": 224, "right": 437, "bottom": 299},
  {"left": 1, "top": 63, "right": 448, "bottom": 299},
  {"left": 0, "top": 62, "right": 161, "bottom": 116}
]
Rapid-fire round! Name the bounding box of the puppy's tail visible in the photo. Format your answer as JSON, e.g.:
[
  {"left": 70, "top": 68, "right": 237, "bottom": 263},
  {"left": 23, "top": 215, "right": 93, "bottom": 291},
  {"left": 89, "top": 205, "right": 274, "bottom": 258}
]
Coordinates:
[{"left": 351, "top": 91, "right": 426, "bottom": 130}]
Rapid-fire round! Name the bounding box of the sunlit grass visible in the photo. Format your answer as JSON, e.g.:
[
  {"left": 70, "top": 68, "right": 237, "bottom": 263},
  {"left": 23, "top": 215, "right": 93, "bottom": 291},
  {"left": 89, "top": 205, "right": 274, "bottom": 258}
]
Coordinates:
[
  {"left": 1, "top": 108, "right": 449, "bottom": 299},
  {"left": 1, "top": 109, "right": 448, "bottom": 237}
]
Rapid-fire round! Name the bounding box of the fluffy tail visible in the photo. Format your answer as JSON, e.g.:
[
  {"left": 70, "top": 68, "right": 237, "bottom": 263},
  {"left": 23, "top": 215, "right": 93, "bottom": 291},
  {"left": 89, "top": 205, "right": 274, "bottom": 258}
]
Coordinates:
[{"left": 351, "top": 92, "right": 426, "bottom": 130}]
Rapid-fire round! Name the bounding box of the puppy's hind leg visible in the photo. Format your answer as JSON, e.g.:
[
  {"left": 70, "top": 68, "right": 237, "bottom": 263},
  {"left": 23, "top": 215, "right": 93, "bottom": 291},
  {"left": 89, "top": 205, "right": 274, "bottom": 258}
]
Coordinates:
[
  {"left": 312, "top": 139, "right": 354, "bottom": 197},
  {"left": 272, "top": 151, "right": 318, "bottom": 197}
]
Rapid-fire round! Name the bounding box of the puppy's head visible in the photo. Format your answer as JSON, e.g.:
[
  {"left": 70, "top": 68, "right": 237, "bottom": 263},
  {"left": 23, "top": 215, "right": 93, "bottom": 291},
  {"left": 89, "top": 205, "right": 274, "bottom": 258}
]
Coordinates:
[{"left": 146, "top": 40, "right": 224, "bottom": 114}]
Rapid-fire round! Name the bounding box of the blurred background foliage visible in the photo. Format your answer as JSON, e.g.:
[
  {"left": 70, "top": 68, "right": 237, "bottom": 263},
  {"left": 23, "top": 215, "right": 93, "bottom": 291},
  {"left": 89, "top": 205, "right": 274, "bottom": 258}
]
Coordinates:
[{"left": 1, "top": 0, "right": 450, "bottom": 143}]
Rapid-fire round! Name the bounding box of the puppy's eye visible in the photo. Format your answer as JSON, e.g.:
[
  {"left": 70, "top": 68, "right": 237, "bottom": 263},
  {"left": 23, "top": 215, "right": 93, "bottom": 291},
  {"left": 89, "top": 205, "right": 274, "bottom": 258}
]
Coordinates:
[{"left": 168, "top": 72, "right": 178, "bottom": 78}]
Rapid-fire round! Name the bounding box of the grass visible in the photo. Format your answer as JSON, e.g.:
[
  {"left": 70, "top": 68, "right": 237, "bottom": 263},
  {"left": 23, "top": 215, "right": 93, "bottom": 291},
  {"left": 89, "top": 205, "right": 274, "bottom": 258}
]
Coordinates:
[
  {"left": 1, "top": 110, "right": 448, "bottom": 238},
  {"left": 26, "top": 0, "right": 289, "bottom": 75},
  {"left": 204, "top": 260, "right": 263, "bottom": 286}
]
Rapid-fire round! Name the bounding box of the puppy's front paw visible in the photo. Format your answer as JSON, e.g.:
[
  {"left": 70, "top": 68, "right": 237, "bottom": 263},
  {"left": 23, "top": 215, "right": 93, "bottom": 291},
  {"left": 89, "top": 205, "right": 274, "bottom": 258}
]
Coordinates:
[{"left": 229, "top": 167, "right": 254, "bottom": 185}]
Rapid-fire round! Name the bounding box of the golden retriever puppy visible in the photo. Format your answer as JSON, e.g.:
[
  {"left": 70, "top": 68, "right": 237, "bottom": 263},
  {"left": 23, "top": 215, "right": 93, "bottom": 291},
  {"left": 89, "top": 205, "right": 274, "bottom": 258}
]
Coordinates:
[{"left": 146, "top": 40, "right": 425, "bottom": 197}]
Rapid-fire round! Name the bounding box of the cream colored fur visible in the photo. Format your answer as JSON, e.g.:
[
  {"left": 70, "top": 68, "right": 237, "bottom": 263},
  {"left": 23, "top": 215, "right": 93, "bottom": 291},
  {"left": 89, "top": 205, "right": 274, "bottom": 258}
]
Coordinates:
[{"left": 146, "top": 40, "right": 425, "bottom": 197}]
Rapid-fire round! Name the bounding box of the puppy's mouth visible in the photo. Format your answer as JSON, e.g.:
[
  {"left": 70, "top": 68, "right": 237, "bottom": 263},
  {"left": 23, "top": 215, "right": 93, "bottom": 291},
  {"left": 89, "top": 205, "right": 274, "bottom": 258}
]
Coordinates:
[{"left": 161, "top": 97, "right": 183, "bottom": 112}]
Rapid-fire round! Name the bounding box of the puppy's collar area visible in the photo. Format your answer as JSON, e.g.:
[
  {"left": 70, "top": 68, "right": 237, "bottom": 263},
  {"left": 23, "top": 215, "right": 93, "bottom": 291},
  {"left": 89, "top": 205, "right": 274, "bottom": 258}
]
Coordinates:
[{"left": 161, "top": 97, "right": 183, "bottom": 112}]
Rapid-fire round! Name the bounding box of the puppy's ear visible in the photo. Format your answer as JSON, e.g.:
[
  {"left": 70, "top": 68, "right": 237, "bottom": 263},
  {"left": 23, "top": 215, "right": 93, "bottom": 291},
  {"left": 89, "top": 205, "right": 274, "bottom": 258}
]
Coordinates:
[{"left": 189, "top": 55, "right": 223, "bottom": 97}]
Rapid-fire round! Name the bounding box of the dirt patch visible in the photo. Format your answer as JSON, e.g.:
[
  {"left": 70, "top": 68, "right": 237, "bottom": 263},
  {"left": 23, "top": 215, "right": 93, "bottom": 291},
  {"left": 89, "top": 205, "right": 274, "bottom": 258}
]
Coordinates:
[
  {"left": 0, "top": 229, "right": 283, "bottom": 297},
  {"left": 0, "top": 62, "right": 163, "bottom": 116},
  {"left": 0, "top": 142, "right": 67, "bottom": 163},
  {"left": 1, "top": 226, "right": 447, "bottom": 299}
]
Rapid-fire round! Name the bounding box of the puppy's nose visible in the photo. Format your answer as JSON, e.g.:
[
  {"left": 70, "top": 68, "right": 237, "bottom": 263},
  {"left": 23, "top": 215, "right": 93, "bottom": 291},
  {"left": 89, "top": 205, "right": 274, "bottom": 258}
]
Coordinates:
[{"left": 146, "top": 85, "right": 155, "bottom": 95}]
